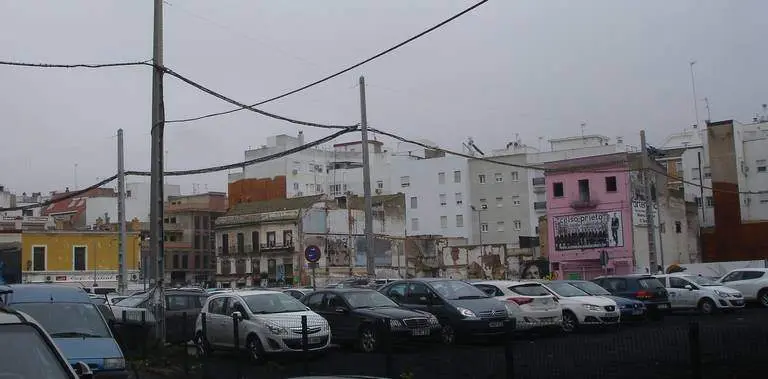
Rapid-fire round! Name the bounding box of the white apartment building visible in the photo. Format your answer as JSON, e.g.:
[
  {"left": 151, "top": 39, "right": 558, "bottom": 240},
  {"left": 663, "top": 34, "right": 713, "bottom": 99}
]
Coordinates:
[
  {"left": 84, "top": 182, "right": 182, "bottom": 225},
  {"left": 229, "top": 132, "right": 391, "bottom": 198},
  {"left": 659, "top": 120, "right": 768, "bottom": 226},
  {"left": 389, "top": 146, "right": 472, "bottom": 239}
]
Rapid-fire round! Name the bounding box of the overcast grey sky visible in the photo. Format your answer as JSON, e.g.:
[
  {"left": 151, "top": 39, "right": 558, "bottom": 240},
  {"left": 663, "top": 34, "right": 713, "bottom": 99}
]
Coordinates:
[{"left": 1, "top": 0, "right": 767, "bottom": 195}]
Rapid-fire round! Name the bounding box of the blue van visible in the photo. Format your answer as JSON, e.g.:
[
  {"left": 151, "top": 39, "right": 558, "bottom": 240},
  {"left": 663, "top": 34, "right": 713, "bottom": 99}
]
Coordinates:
[{"left": 0, "top": 284, "right": 127, "bottom": 378}]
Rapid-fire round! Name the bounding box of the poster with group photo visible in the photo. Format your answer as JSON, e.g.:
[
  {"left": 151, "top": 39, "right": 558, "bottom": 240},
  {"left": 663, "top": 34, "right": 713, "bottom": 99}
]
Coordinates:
[{"left": 553, "top": 211, "right": 623, "bottom": 251}]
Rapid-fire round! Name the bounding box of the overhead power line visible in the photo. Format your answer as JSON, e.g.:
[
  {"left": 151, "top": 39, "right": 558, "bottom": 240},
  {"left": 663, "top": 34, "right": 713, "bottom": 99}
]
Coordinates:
[
  {"left": 161, "top": 66, "right": 359, "bottom": 129},
  {"left": 0, "top": 175, "right": 118, "bottom": 212},
  {"left": 0, "top": 59, "right": 151, "bottom": 69},
  {"left": 164, "top": 0, "right": 490, "bottom": 125},
  {"left": 127, "top": 126, "right": 356, "bottom": 176}
]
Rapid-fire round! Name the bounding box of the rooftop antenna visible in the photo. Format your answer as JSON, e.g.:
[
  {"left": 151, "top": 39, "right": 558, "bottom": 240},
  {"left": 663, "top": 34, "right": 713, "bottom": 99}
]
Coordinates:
[
  {"left": 762, "top": 104, "right": 768, "bottom": 122},
  {"left": 538, "top": 136, "right": 543, "bottom": 151},
  {"left": 580, "top": 123, "right": 586, "bottom": 139},
  {"left": 689, "top": 60, "right": 700, "bottom": 128},
  {"left": 704, "top": 97, "right": 711, "bottom": 124}
]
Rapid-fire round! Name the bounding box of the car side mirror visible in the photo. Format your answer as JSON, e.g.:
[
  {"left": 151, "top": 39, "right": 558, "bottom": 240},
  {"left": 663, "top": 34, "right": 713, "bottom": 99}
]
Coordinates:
[
  {"left": 684, "top": 285, "right": 693, "bottom": 291},
  {"left": 73, "top": 361, "right": 93, "bottom": 379},
  {"left": 231, "top": 311, "right": 244, "bottom": 321},
  {"left": 334, "top": 306, "right": 349, "bottom": 313}
]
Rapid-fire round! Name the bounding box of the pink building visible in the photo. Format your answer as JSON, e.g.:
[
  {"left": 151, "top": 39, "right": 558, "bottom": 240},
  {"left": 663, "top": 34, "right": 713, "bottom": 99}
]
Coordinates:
[{"left": 545, "top": 153, "right": 637, "bottom": 280}]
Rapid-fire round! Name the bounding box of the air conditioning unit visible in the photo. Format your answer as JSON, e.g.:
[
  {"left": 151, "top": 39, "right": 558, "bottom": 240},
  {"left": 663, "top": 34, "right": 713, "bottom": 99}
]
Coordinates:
[
  {"left": 296, "top": 191, "right": 303, "bottom": 196},
  {"left": 292, "top": 169, "right": 298, "bottom": 175},
  {"left": 481, "top": 204, "right": 488, "bottom": 210},
  {"left": 375, "top": 188, "right": 382, "bottom": 194}
]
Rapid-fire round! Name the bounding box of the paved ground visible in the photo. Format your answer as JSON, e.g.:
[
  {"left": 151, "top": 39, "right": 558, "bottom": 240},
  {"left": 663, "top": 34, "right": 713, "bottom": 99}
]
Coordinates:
[{"left": 133, "top": 306, "right": 768, "bottom": 379}]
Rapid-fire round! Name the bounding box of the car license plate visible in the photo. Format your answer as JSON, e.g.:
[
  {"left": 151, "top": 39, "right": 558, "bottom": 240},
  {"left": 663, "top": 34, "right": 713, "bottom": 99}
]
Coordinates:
[
  {"left": 604, "top": 312, "right": 617, "bottom": 317},
  {"left": 657, "top": 304, "right": 669, "bottom": 309},
  {"left": 489, "top": 321, "right": 504, "bottom": 328},
  {"left": 308, "top": 337, "right": 321, "bottom": 344},
  {"left": 733, "top": 300, "right": 744, "bottom": 305},
  {"left": 412, "top": 328, "right": 430, "bottom": 336}
]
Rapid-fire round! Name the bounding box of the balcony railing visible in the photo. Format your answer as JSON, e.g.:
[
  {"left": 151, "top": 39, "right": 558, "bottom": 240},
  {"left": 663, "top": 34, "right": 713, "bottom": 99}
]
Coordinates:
[
  {"left": 165, "top": 241, "right": 193, "bottom": 249},
  {"left": 532, "top": 177, "right": 546, "bottom": 186},
  {"left": 534, "top": 201, "right": 547, "bottom": 210},
  {"left": 260, "top": 240, "right": 294, "bottom": 251},
  {"left": 570, "top": 193, "right": 599, "bottom": 210}
]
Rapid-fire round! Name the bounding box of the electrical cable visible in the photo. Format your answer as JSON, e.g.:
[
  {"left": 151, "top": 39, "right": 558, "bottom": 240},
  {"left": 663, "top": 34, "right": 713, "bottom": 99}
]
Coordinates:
[
  {"left": 0, "top": 60, "right": 152, "bottom": 69},
  {"left": 160, "top": 66, "right": 359, "bottom": 129},
  {"left": 0, "top": 175, "right": 118, "bottom": 212},
  {"left": 164, "top": 0, "right": 489, "bottom": 125},
  {"left": 126, "top": 126, "right": 357, "bottom": 177}
]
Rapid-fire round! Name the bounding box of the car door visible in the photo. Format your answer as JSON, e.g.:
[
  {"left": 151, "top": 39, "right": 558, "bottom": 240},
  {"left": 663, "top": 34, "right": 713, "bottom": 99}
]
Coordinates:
[
  {"left": 222, "top": 299, "right": 248, "bottom": 348},
  {"left": 205, "top": 297, "right": 228, "bottom": 347},
  {"left": 667, "top": 277, "right": 693, "bottom": 309},
  {"left": 719, "top": 271, "right": 747, "bottom": 296},
  {"left": 722, "top": 270, "right": 764, "bottom": 299},
  {"left": 406, "top": 282, "right": 447, "bottom": 319},
  {"left": 325, "top": 293, "right": 357, "bottom": 340},
  {"left": 383, "top": 282, "right": 409, "bottom": 305}
]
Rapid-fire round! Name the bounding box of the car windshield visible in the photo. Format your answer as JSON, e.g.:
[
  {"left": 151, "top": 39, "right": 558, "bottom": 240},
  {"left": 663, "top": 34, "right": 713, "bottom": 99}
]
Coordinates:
[
  {"left": 685, "top": 276, "right": 720, "bottom": 286},
  {"left": 509, "top": 283, "right": 551, "bottom": 296},
  {"left": 546, "top": 282, "right": 590, "bottom": 297},
  {"left": 638, "top": 278, "right": 666, "bottom": 289},
  {"left": 243, "top": 293, "right": 307, "bottom": 314},
  {"left": 11, "top": 302, "right": 112, "bottom": 338},
  {"left": 115, "top": 294, "right": 148, "bottom": 308},
  {"left": 343, "top": 291, "right": 399, "bottom": 309},
  {"left": 0, "top": 324, "right": 72, "bottom": 379},
  {"left": 430, "top": 280, "right": 488, "bottom": 300},
  {"left": 568, "top": 281, "right": 611, "bottom": 296}
]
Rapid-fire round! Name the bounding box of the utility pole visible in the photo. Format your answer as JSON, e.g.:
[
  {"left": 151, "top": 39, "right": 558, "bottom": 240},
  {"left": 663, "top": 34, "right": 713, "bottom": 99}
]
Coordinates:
[
  {"left": 697, "top": 151, "right": 706, "bottom": 225},
  {"left": 359, "top": 76, "right": 375, "bottom": 277},
  {"left": 149, "top": 0, "right": 167, "bottom": 342},
  {"left": 640, "top": 130, "right": 658, "bottom": 273},
  {"left": 117, "top": 129, "right": 127, "bottom": 294}
]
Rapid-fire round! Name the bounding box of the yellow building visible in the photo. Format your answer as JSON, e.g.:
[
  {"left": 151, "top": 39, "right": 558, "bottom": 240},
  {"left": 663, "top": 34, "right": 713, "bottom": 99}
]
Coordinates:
[{"left": 21, "top": 231, "right": 142, "bottom": 286}]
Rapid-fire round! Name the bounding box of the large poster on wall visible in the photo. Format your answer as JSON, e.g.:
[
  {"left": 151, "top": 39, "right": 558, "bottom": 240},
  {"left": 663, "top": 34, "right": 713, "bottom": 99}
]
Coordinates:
[{"left": 553, "top": 211, "right": 623, "bottom": 251}]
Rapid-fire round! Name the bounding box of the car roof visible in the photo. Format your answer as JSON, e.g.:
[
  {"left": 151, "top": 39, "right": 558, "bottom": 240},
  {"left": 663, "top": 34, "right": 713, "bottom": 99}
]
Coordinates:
[
  {"left": 3, "top": 284, "right": 91, "bottom": 304},
  {"left": 314, "top": 288, "right": 377, "bottom": 294},
  {"left": 0, "top": 306, "right": 26, "bottom": 324},
  {"left": 593, "top": 274, "right": 655, "bottom": 280},
  {"left": 472, "top": 280, "right": 537, "bottom": 287}
]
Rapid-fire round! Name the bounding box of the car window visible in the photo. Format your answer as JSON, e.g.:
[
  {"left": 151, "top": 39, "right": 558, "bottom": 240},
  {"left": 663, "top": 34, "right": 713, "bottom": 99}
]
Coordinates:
[
  {"left": 742, "top": 271, "right": 765, "bottom": 280},
  {"left": 343, "top": 291, "right": 399, "bottom": 308},
  {"left": 243, "top": 293, "right": 307, "bottom": 314},
  {"left": 0, "top": 324, "right": 72, "bottom": 379},
  {"left": 430, "top": 280, "right": 488, "bottom": 300},
  {"left": 474, "top": 284, "right": 502, "bottom": 297},
  {"left": 668, "top": 277, "right": 689, "bottom": 289},
  {"left": 305, "top": 293, "right": 325, "bottom": 309},
  {"left": 207, "top": 297, "right": 227, "bottom": 315},
  {"left": 568, "top": 281, "right": 611, "bottom": 296},
  {"left": 11, "top": 302, "right": 112, "bottom": 338},
  {"left": 325, "top": 293, "right": 347, "bottom": 309},
  {"left": 386, "top": 283, "right": 408, "bottom": 300},
  {"left": 167, "top": 295, "right": 191, "bottom": 310},
  {"left": 230, "top": 301, "right": 247, "bottom": 315},
  {"left": 546, "top": 282, "right": 589, "bottom": 297},
  {"left": 115, "top": 294, "right": 148, "bottom": 308},
  {"left": 603, "top": 278, "right": 627, "bottom": 292},
  {"left": 638, "top": 278, "right": 665, "bottom": 289},
  {"left": 406, "top": 283, "right": 430, "bottom": 299},
  {"left": 720, "top": 271, "right": 742, "bottom": 283},
  {"left": 509, "top": 284, "right": 551, "bottom": 296}
]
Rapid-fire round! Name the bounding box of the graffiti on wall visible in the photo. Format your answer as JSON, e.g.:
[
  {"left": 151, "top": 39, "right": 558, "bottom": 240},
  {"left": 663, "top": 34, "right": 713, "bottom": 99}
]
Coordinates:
[
  {"left": 302, "top": 235, "right": 399, "bottom": 269},
  {"left": 519, "top": 258, "right": 552, "bottom": 279},
  {"left": 440, "top": 245, "right": 507, "bottom": 280}
]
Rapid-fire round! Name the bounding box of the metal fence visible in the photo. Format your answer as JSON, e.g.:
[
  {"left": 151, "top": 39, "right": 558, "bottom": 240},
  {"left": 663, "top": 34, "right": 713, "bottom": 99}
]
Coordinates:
[{"left": 121, "top": 312, "right": 768, "bottom": 379}]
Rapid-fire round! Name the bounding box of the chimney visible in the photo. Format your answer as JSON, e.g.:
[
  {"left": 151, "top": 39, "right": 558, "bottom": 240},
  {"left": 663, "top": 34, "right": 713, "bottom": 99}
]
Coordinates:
[
  {"left": 298, "top": 131, "right": 305, "bottom": 145},
  {"left": 65, "top": 187, "right": 70, "bottom": 193}
]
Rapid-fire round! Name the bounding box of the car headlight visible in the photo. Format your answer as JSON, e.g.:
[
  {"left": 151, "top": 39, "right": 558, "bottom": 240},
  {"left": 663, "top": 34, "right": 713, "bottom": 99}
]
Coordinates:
[
  {"left": 714, "top": 290, "right": 731, "bottom": 298},
  {"left": 503, "top": 303, "right": 518, "bottom": 318},
  {"left": 103, "top": 357, "right": 126, "bottom": 370},
  {"left": 457, "top": 307, "right": 478, "bottom": 319},
  {"left": 619, "top": 304, "right": 629, "bottom": 309},
  {"left": 583, "top": 304, "right": 602, "bottom": 312},
  {"left": 427, "top": 315, "right": 440, "bottom": 326},
  {"left": 389, "top": 319, "right": 403, "bottom": 329},
  {"left": 266, "top": 322, "right": 287, "bottom": 335}
]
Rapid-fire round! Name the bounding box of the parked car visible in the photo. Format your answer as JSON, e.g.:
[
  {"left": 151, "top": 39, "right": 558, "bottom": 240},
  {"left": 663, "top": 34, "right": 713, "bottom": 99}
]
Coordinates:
[
  {"left": 654, "top": 274, "right": 744, "bottom": 314},
  {"left": 195, "top": 290, "right": 331, "bottom": 362},
  {"left": 592, "top": 275, "right": 671, "bottom": 319},
  {"left": 0, "top": 303, "right": 93, "bottom": 379},
  {"left": 471, "top": 280, "right": 562, "bottom": 331},
  {"left": 111, "top": 287, "right": 207, "bottom": 343},
  {"left": 379, "top": 278, "right": 510, "bottom": 344},
  {"left": 559, "top": 280, "right": 647, "bottom": 321},
  {"left": 716, "top": 268, "right": 768, "bottom": 308},
  {"left": 535, "top": 281, "right": 620, "bottom": 332},
  {"left": 302, "top": 288, "right": 440, "bottom": 352},
  {"left": 0, "top": 284, "right": 127, "bottom": 378},
  {"left": 283, "top": 288, "right": 315, "bottom": 300}
]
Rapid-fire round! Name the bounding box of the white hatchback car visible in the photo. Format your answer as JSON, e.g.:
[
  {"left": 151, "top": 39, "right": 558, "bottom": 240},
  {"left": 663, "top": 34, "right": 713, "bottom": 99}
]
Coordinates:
[
  {"left": 195, "top": 290, "right": 331, "bottom": 362},
  {"left": 472, "top": 280, "right": 562, "bottom": 331},
  {"left": 655, "top": 274, "right": 744, "bottom": 314},
  {"left": 537, "top": 281, "right": 620, "bottom": 332}
]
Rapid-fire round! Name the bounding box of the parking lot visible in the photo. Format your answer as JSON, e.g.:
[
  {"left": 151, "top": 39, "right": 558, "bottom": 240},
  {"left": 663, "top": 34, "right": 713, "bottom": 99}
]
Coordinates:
[{"left": 138, "top": 306, "right": 767, "bottom": 379}]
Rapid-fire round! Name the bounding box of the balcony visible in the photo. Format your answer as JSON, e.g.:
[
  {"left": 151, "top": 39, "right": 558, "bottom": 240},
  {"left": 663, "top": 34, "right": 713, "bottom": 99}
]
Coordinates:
[
  {"left": 165, "top": 241, "right": 192, "bottom": 249},
  {"left": 532, "top": 177, "right": 545, "bottom": 186},
  {"left": 260, "top": 240, "right": 295, "bottom": 251},
  {"left": 534, "top": 201, "right": 547, "bottom": 211},
  {"left": 570, "top": 194, "right": 599, "bottom": 210}
]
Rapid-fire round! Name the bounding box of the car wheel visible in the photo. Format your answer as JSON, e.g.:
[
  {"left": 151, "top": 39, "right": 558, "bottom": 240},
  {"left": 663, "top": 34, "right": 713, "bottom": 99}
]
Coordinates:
[
  {"left": 758, "top": 289, "right": 768, "bottom": 308},
  {"left": 194, "top": 331, "right": 212, "bottom": 358},
  {"left": 440, "top": 323, "right": 456, "bottom": 345},
  {"left": 246, "top": 334, "right": 266, "bottom": 364},
  {"left": 698, "top": 298, "right": 716, "bottom": 315},
  {"left": 561, "top": 311, "right": 578, "bottom": 333},
  {"left": 359, "top": 326, "right": 378, "bottom": 353}
]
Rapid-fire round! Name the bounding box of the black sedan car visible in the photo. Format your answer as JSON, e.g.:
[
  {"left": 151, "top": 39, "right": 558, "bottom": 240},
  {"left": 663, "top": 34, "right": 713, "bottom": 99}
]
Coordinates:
[{"left": 302, "top": 288, "right": 441, "bottom": 352}]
